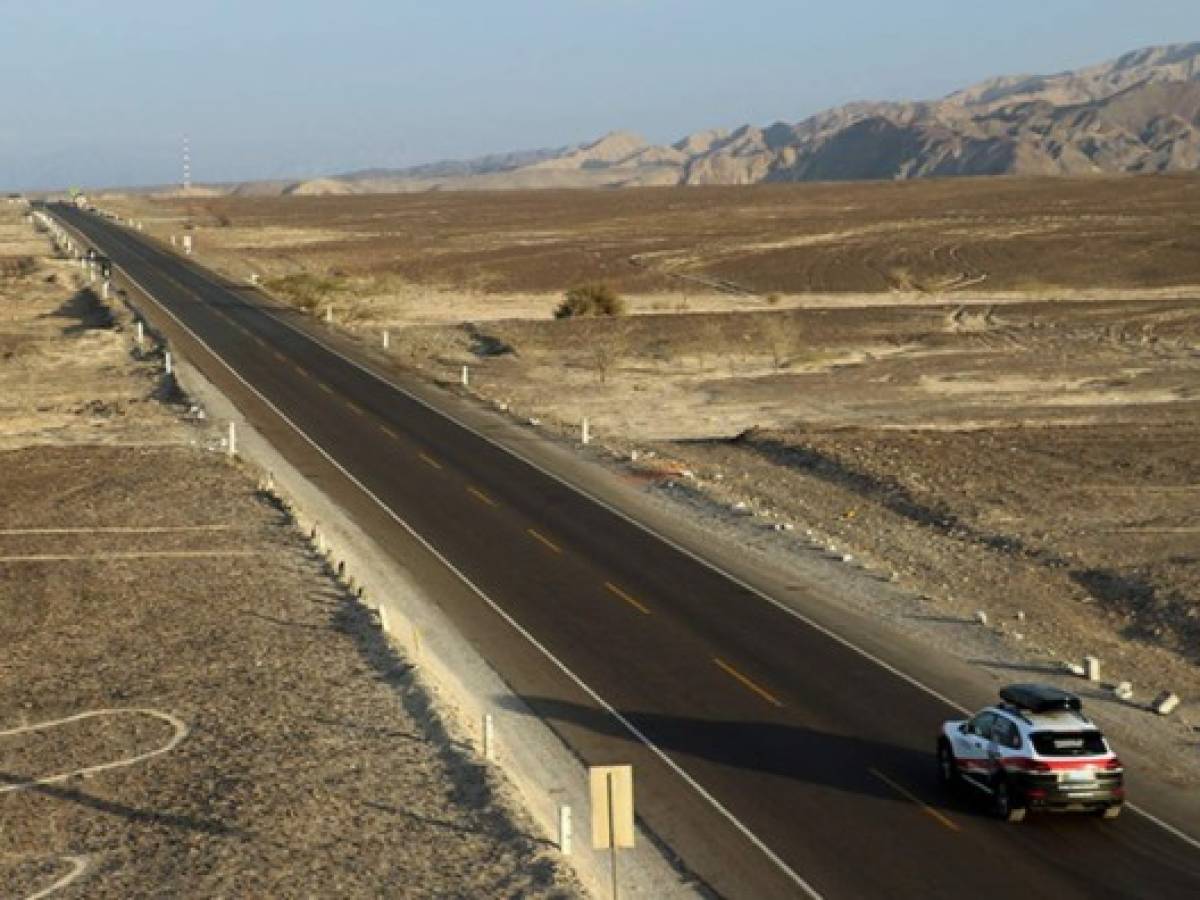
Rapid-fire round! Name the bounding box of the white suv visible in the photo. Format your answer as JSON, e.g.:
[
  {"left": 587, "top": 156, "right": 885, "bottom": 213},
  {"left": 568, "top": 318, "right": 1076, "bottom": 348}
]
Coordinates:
[{"left": 938, "top": 684, "right": 1124, "bottom": 821}]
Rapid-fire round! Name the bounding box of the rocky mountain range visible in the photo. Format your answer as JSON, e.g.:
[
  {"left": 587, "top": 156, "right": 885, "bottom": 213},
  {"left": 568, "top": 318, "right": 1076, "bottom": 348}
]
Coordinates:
[{"left": 269, "top": 42, "right": 1200, "bottom": 195}]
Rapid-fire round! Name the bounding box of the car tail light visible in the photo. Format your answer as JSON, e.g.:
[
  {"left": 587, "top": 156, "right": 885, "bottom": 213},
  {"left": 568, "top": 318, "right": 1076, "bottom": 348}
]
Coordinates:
[
  {"left": 1026, "top": 788, "right": 1048, "bottom": 799},
  {"left": 1105, "top": 757, "right": 1123, "bottom": 771},
  {"left": 1027, "top": 759, "right": 1054, "bottom": 773}
]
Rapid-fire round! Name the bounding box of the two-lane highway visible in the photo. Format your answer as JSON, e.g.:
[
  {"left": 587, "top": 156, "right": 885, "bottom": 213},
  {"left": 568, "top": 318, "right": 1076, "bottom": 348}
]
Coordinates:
[{"left": 50, "top": 204, "right": 1200, "bottom": 898}]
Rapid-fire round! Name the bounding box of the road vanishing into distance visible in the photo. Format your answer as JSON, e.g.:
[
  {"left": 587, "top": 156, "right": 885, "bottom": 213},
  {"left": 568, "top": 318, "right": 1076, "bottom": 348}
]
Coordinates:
[{"left": 48, "top": 203, "right": 1200, "bottom": 899}]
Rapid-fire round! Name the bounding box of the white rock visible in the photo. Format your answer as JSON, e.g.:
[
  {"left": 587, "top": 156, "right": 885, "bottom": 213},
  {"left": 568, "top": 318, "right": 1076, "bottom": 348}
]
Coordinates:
[
  {"left": 975, "top": 610, "right": 988, "bottom": 626},
  {"left": 1114, "top": 682, "right": 1134, "bottom": 701},
  {"left": 1152, "top": 691, "right": 1180, "bottom": 716}
]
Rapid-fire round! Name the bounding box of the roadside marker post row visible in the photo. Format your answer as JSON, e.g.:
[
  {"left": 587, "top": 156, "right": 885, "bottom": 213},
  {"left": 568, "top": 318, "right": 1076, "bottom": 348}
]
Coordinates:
[{"left": 309, "top": 500, "right": 643, "bottom": 880}]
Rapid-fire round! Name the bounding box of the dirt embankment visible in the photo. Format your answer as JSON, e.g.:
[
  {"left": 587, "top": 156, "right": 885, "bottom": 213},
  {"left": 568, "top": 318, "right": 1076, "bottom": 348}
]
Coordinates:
[{"left": 0, "top": 205, "right": 579, "bottom": 896}]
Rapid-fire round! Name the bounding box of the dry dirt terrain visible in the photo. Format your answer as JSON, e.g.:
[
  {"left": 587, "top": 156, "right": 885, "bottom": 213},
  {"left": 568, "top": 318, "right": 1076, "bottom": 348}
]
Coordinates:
[
  {"left": 0, "top": 204, "right": 578, "bottom": 896},
  {"left": 109, "top": 174, "right": 1200, "bottom": 298},
  {"left": 102, "top": 178, "right": 1200, "bottom": 781}
]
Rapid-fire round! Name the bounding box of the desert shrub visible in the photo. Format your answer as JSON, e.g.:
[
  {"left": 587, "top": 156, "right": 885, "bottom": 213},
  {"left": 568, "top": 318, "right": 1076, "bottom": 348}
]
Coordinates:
[
  {"left": 0, "top": 256, "right": 38, "bottom": 280},
  {"left": 555, "top": 283, "right": 626, "bottom": 319},
  {"left": 263, "top": 272, "right": 342, "bottom": 313}
]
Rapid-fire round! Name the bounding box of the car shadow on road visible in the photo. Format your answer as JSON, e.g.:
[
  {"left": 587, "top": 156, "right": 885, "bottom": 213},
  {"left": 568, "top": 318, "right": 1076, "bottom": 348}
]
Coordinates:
[
  {"left": 495, "top": 695, "right": 1142, "bottom": 833},
  {"left": 493, "top": 693, "right": 979, "bottom": 814}
]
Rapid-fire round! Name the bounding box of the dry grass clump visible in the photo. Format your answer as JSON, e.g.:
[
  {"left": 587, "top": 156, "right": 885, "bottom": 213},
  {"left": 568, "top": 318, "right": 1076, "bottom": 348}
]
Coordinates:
[
  {"left": 262, "top": 272, "right": 342, "bottom": 313},
  {"left": 0, "top": 255, "right": 38, "bottom": 279},
  {"left": 555, "top": 283, "right": 626, "bottom": 319}
]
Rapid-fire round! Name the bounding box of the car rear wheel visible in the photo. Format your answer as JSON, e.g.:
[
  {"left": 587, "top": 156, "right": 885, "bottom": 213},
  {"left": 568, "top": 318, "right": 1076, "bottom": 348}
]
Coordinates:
[
  {"left": 937, "top": 741, "right": 959, "bottom": 788},
  {"left": 992, "top": 777, "right": 1026, "bottom": 822}
]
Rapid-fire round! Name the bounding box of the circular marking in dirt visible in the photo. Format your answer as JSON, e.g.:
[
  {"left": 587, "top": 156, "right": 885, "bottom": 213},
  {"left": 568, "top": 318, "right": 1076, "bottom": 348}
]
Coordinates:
[
  {"left": 0, "top": 708, "right": 189, "bottom": 794},
  {"left": 24, "top": 855, "right": 89, "bottom": 900}
]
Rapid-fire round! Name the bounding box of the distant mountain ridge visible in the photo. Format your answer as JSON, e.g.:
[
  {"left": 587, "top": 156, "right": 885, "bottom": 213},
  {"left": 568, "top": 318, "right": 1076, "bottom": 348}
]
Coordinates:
[{"left": 259, "top": 42, "right": 1200, "bottom": 195}]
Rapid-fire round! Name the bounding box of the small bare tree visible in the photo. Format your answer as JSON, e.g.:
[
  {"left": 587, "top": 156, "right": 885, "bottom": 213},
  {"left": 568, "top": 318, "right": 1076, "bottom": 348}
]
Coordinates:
[
  {"left": 590, "top": 319, "right": 630, "bottom": 385},
  {"left": 759, "top": 313, "right": 798, "bottom": 371}
]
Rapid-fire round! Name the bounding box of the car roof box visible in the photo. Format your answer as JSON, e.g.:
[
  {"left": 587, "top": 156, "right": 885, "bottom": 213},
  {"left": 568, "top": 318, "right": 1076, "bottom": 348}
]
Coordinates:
[{"left": 999, "top": 683, "right": 1082, "bottom": 714}]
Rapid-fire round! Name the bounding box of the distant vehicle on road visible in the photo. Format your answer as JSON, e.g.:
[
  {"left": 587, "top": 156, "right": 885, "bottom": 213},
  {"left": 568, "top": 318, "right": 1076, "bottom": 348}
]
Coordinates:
[{"left": 938, "top": 684, "right": 1124, "bottom": 822}]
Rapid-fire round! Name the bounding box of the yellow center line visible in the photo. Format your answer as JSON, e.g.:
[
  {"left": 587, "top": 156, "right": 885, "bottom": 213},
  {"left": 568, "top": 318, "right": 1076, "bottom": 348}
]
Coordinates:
[
  {"left": 347, "top": 402, "right": 365, "bottom": 416},
  {"left": 292, "top": 363, "right": 309, "bottom": 377},
  {"left": 868, "top": 767, "right": 961, "bottom": 833},
  {"left": 419, "top": 452, "right": 443, "bottom": 470},
  {"left": 379, "top": 424, "right": 398, "bottom": 439},
  {"left": 467, "top": 486, "right": 497, "bottom": 507},
  {"left": 713, "top": 658, "right": 784, "bottom": 708},
  {"left": 274, "top": 350, "right": 287, "bottom": 363},
  {"left": 604, "top": 581, "right": 651, "bottom": 615},
  {"left": 527, "top": 528, "right": 562, "bottom": 555},
  {"left": 318, "top": 382, "right": 334, "bottom": 395}
]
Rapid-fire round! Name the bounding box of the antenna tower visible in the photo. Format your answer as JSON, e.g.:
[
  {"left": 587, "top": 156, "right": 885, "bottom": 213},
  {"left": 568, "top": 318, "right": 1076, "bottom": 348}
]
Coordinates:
[{"left": 183, "top": 136, "right": 192, "bottom": 192}]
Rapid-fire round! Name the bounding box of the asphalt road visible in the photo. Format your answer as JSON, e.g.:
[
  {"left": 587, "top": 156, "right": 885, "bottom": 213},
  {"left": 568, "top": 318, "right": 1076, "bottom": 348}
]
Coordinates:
[{"left": 47, "top": 204, "right": 1200, "bottom": 899}]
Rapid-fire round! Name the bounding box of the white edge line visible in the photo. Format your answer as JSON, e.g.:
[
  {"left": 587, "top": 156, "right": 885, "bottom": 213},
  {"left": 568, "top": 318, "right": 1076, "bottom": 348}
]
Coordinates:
[
  {"left": 54, "top": 211, "right": 823, "bottom": 899},
  {"left": 63, "top": 208, "right": 1200, "bottom": 861}
]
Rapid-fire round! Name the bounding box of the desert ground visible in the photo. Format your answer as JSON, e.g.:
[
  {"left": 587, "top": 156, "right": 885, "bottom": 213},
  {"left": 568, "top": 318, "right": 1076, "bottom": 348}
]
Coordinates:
[
  {"left": 0, "top": 203, "right": 578, "bottom": 896},
  {"left": 103, "top": 177, "right": 1200, "bottom": 781},
  {"left": 108, "top": 174, "right": 1200, "bottom": 297}
]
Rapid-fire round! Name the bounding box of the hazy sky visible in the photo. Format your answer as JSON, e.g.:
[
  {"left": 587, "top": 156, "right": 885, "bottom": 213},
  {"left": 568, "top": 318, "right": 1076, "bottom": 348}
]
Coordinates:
[{"left": 3, "top": 0, "right": 1197, "bottom": 190}]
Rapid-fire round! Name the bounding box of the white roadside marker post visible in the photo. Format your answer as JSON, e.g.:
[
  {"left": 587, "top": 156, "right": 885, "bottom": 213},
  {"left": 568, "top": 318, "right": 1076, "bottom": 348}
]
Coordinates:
[
  {"left": 558, "top": 804, "right": 573, "bottom": 855},
  {"left": 382, "top": 329, "right": 390, "bottom": 350},
  {"left": 1084, "top": 655, "right": 1101, "bottom": 683},
  {"left": 461, "top": 364, "right": 469, "bottom": 387},
  {"left": 581, "top": 418, "right": 591, "bottom": 446},
  {"left": 325, "top": 305, "right": 334, "bottom": 324},
  {"left": 136, "top": 321, "right": 144, "bottom": 347},
  {"left": 227, "top": 421, "right": 237, "bottom": 458},
  {"left": 164, "top": 352, "right": 173, "bottom": 375}
]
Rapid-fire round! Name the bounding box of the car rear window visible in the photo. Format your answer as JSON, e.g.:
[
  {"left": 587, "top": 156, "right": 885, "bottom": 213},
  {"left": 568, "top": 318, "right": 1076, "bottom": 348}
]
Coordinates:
[{"left": 1031, "top": 731, "right": 1107, "bottom": 757}]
